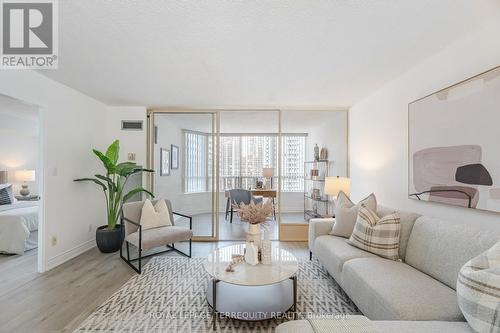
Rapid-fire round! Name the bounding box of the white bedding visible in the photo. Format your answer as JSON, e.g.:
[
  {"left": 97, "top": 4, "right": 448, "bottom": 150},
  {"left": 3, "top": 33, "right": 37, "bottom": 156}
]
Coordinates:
[{"left": 0, "top": 201, "right": 39, "bottom": 255}]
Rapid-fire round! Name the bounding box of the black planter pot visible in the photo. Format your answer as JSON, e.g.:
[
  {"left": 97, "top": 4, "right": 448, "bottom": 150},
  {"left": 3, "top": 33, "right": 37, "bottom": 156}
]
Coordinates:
[{"left": 96, "top": 224, "right": 124, "bottom": 253}]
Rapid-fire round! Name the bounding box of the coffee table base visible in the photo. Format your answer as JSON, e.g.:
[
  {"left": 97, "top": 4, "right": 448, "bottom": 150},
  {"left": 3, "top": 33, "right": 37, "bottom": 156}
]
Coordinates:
[{"left": 207, "top": 276, "right": 297, "bottom": 324}]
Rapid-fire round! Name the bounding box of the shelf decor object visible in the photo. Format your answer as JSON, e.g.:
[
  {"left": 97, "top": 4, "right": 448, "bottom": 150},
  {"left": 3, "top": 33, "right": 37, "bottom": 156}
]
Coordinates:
[
  {"left": 15, "top": 170, "right": 35, "bottom": 197},
  {"left": 304, "top": 160, "right": 329, "bottom": 220}
]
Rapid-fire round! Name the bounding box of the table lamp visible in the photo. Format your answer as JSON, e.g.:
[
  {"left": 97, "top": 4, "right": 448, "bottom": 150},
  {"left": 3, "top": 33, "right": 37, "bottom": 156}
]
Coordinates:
[
  {"left": 325, "top": 176, "right": 351, "bottom": 197},
  {"left": 15, "top": 170, "right": 36, "bottom": 196},
  {"left": 262, "top": 167, "right": 274, "bottom": 189}
]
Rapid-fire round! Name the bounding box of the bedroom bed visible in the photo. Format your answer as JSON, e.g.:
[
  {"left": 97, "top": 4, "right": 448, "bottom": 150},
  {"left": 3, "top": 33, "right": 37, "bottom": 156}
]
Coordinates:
[{"left": 0, "top": 201, "right": 39, "bottom": 255}]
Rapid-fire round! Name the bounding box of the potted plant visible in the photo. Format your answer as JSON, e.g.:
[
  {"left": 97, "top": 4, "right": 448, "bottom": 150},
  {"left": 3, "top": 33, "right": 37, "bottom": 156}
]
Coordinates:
[{"left": 75, "top": 140, "right": 154, "bottom": 253}]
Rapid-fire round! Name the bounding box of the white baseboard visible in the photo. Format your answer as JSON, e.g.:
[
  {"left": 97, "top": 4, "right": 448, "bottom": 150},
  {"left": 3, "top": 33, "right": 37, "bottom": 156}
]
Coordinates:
[{"left": 46, "top": 238, "right": 96, "bottom": 271}]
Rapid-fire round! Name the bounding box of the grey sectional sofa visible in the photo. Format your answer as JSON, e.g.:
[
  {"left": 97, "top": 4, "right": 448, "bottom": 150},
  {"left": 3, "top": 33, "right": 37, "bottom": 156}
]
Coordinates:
[{"left": 276, "top": 205, "right": 499, "bottom": 332}]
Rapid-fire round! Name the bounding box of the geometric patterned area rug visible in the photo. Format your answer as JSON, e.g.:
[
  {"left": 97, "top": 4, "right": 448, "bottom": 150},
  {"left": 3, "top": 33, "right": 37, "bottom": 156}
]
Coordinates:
[{"left": 75, "top": 257, "right": 360, "bottom": 332}]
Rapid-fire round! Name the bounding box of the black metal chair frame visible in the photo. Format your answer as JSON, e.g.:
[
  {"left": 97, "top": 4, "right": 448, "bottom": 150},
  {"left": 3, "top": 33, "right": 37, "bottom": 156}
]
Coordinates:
[{"left": 120, "top": 212, "right": 192, "bottom": 274}]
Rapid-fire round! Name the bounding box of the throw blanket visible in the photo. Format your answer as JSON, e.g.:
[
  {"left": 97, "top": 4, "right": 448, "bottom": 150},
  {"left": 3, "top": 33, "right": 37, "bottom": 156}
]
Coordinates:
[
  {"left": 308, "top": 315, "right": 380, "bottom": 333},
  {"left": 0, "top": 203, "right": 39, "bottom": 254}
]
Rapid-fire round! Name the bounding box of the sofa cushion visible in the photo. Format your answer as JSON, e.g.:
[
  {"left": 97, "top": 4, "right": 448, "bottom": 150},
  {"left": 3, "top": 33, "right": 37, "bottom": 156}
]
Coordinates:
[
  {"left": 314, "top": 235, "right": 378, "bottom": 282},
  {"left": 127, "top": 226, "right": 193, "bottom": 250},
  {"left": 377, "top": 205, "right": 419, "bottom": 260},
  {"left": 276, "top": 320, "right": 473, "bottom": 333},
  {"left": 330, "top": 192, "right": 377, "bottom": 238},
  {"left": 405, "top": 216, "right": 499, "bottom": 290},
  {"left": 347, "top": 204, "right": 401, "bottom": 260},
  {"left": 342, "top": 257, "right": 464, "bottom": 321}
]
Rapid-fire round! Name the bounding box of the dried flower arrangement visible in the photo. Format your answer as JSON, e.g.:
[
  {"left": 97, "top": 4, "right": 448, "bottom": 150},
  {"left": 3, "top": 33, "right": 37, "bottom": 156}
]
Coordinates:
[{"left": 232, "top": 201, "right": 273, "bottom": 225}]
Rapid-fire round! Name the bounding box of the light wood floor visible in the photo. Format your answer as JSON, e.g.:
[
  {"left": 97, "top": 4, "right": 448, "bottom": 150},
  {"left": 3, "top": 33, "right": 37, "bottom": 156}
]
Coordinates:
[{"left": 0, "top": 241, "right": 308, "bottom": 333}]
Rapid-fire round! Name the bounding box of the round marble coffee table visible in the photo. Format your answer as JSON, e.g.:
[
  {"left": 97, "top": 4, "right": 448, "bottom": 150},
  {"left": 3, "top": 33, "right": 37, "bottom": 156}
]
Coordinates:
[{"left": 203, "top": 243, "right": 299, "bottom": 328}]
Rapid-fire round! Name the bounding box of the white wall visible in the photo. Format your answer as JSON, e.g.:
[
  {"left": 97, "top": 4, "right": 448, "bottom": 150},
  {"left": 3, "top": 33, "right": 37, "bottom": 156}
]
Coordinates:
[
  {"left": 0, "top": 70, "right": 108, "bottom": 271},
  {"left": 349, "top": 19, "right": 500, "bottom": 231}
]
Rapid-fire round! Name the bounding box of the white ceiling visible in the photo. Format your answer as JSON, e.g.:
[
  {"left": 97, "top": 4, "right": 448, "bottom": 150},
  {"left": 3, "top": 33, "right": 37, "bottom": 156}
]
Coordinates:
[{"left": 39, "top": 0, "right": 500, "bottom": 107}]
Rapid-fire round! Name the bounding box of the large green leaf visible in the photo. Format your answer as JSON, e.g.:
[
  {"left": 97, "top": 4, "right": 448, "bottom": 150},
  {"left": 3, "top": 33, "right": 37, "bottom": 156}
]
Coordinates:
[
  {"left": 94, "top": 174, "right": 116, "bottom": 192},
  {"left": 74, "top": 177, "right": 107, "bottom": 192},
  {"left": 116, "top": 162, "right": 137, "bottom": 177},
  {"left": 130, "top": 167, "right": 155, "bottom": 175},
  {"left": 123, "top": 187, "right": 154, "bottom": 203},
  {"left": 93, "top": 149, "right": 116, "bottom": 174},
  {"left": 105, "top": 140, "right": 120, "bottom": 165}
]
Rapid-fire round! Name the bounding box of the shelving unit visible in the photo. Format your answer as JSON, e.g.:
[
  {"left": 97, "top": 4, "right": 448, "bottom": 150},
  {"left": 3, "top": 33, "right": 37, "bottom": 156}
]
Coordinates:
[{"left": 304, "top": 160, "right": 329, "bottom": 221}]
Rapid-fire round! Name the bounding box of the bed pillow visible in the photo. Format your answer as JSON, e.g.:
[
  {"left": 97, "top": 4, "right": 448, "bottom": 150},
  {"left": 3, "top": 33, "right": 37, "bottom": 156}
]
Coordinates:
[
  {"left": 347, "top": 204, "right": 401, "bottom": 260},
  {"left": 0, "top": 184, "right": 15, "bottom": 205},
  {"left": 330, "top": 191, "right": 377, "bottom": 238},
  {"left": 140, "top": 199, "right": 172, "bottom": 230},
  {"left": 457, "top": 242, "right": 500, "bottom": 333}
]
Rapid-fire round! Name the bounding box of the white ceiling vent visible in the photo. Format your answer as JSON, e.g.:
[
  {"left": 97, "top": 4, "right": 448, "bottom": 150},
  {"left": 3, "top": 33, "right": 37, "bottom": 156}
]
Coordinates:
[{"left": 121, "top": 120, "right": 143, "bottom": 131}]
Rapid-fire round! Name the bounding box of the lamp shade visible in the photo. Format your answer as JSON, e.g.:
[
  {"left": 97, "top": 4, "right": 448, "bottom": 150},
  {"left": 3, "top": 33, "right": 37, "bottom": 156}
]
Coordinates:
[
  {"left": 325, "top": 176, "right": 351, "bottom": 197},
  {"left": 15, "top": 170, "right": 36, "bottom": 182},
  {"left": 262, "top": 167, "right": 274, "bottom": 178}
]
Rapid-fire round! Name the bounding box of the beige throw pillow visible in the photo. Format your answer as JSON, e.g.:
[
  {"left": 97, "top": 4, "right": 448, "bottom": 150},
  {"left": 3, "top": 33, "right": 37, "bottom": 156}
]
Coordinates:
[
  {"left": 140, "top": 199, "right": 173, "bottom": 230},
  {"left": 347, "top": 204, "right": 401, "bottom": 260},
  {"left": 330, "top": 192, "right": 377, "bottom": 238}
]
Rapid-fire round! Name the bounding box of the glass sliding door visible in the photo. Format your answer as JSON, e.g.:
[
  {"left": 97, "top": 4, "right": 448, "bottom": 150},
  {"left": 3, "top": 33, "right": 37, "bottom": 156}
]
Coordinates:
[
  {"left": 218, "top": 111, "right": 280, "bottom": 241},
  {"left": 151, "top": 112, "right": 216, "bottom": 239}
]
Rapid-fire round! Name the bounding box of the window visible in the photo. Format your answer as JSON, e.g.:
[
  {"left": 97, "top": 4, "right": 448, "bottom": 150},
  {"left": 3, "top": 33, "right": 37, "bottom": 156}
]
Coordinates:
[
  {"left": 281, "top": 135, "right": 306, "bottom": 192},
  {"left": 184, "top": 130, "right": 209, "bottom": 193},
  {"left": 184, "top": 131, "right": 306, "bottom": 193}
]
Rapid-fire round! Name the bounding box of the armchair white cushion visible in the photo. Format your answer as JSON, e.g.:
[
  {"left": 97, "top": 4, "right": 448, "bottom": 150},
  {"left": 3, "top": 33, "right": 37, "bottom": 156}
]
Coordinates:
[{"left": 140, "top": 199, "right": 172, "bottom": 230}]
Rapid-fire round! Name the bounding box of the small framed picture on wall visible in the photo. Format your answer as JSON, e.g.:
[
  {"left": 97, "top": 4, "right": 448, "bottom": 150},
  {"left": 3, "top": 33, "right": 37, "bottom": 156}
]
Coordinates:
[
  {"left": 160, "top": 148, "right": 170, "bottom": 176},
  {"left": 171, "top": 144, "right": 179, "bottom": 170}
]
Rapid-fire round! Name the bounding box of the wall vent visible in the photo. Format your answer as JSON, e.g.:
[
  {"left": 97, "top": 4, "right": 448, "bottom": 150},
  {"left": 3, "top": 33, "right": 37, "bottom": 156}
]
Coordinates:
[{"left": 121, "top": 120, "right": 143, "bottom": 130}]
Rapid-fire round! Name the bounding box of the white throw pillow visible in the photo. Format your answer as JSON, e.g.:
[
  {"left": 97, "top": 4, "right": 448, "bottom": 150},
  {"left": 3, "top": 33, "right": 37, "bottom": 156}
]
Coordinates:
[
  {"left": 457, "top": 242, "right": 500, "bottom": 333},
  {"left": 140, "top": 199, "right": 172, "bottom": 230},
  {"left": 330, "top": 191, "right": 377, "bottom": 238}
]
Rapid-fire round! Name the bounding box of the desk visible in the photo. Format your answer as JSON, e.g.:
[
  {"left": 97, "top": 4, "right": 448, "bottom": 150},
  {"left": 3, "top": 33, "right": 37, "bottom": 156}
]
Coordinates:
[
  {"left": 224, "top": 189, "right": 277, "bottom": 198},
  {"left": 225, "top": 189, "right": 277, "bottom": 222}
]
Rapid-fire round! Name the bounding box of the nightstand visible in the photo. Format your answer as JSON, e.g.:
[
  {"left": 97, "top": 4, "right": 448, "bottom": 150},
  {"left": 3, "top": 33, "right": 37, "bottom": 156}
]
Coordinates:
[{"left": 15, "top": 195, "right": 40, "bottom": 201}]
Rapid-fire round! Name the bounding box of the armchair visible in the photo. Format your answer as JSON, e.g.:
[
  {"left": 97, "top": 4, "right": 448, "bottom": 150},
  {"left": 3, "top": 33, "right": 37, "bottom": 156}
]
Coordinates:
[{"left": 120, "top": 199, "right": 193, "bottom": 274}]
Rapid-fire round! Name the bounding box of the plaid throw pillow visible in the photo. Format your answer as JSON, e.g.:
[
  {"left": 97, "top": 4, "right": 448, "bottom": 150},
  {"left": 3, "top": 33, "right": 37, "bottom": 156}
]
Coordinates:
[
  {"left": 347, "top": 204, "right": 401, "bottom": 260},
  {"left": 0, "top": 184, "right": 14, "bottom": 205},
  {"left": 457, "top": 242, "right": 500, "bottom": 332}
]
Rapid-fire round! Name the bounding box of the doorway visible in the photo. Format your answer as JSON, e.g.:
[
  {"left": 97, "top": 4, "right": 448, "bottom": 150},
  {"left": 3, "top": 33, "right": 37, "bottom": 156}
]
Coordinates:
[{"left": 0, "top": 93, "right": 44, "bottom": 291}]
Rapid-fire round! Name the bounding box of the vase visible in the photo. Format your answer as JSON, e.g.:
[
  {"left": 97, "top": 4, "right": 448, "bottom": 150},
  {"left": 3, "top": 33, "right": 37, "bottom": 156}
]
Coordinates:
[
  {"left": 246, "top": 224, "right": 261, "bottom": 249},
  {"left": 261, "top": 227, "right": 272, "bottom": 265},
  {"left": 245, "top": 242, "right": 259, "bottom": 266}
]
